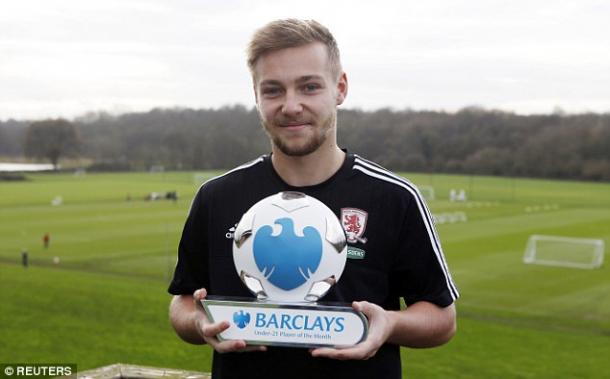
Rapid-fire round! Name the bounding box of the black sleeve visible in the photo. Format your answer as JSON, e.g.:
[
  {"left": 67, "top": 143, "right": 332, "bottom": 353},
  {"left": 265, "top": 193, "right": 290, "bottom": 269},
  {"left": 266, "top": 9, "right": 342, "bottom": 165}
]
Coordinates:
[
  {"left": 390, "top": 194, "right": 458, "bottom": 307},
  {"left": 167, "top": 186, "right": 210, "bottom": 295}
]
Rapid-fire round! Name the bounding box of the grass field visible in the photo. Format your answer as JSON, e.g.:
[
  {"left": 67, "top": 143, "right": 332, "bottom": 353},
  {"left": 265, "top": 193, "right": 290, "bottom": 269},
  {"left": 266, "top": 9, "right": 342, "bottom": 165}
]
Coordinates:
[{"left": 1, "top": 171, "right": 609, "bottom": 378}]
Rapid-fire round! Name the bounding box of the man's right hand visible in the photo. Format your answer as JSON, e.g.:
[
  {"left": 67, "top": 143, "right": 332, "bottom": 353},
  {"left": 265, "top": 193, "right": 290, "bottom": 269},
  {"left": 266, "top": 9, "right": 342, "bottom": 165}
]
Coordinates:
[{"left": 170, "top": 288, "right": 267, "bottom": 354}]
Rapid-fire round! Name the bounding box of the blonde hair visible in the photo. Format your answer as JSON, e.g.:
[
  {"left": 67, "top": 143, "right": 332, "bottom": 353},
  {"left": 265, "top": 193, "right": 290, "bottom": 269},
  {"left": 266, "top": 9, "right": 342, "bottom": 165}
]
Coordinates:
[{"left": 247, "top": 19, "right": 342, "bottom": 79}]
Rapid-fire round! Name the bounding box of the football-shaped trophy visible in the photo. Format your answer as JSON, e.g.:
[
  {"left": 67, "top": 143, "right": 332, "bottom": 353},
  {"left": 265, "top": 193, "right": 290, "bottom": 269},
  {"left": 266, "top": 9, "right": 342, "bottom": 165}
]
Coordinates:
[{"left": 203, "top": 192, "right": 368, "bottom": 348}]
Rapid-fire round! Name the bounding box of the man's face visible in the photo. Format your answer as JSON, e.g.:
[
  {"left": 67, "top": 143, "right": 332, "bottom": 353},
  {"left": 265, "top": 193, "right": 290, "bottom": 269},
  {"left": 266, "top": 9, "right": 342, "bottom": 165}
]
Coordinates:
[{"left": 253, "top": 42, "right": 347, "bottom": 157}]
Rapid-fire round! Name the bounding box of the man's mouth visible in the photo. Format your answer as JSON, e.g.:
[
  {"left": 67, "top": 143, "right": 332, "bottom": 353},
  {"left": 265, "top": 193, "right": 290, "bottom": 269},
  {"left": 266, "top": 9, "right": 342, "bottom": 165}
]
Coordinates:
[{"left": 278, "top": 121, "right": 311, "bottom": 129}]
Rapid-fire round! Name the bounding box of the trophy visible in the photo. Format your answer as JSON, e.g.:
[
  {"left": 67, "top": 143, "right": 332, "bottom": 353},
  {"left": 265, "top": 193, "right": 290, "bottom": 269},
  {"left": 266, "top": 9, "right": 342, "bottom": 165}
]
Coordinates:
[{"left": 202, "top": 191, "right": 368, "bottom": 348}]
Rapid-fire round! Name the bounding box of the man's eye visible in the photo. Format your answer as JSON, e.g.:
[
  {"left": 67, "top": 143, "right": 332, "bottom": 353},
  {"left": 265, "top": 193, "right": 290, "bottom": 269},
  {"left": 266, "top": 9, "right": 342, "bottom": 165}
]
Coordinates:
[
  {"left": 262, "top": 87, "right": 281, "bottom": 96},
  {"left": 304, "top": 83, "right": 321, "bottom": 92}
]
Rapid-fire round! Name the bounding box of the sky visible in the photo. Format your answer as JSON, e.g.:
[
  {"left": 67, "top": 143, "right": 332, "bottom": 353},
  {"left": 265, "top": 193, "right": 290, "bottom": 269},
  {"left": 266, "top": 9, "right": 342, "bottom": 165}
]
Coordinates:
[{"left": 1, "top": 0, "right": 609, "bottom": 120}]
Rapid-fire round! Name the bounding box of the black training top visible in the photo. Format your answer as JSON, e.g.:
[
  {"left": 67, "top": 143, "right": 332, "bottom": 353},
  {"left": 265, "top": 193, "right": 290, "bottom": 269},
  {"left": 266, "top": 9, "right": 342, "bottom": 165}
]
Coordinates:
[{"left": 168, "top": 152, "right": 458, "bottom": 379}]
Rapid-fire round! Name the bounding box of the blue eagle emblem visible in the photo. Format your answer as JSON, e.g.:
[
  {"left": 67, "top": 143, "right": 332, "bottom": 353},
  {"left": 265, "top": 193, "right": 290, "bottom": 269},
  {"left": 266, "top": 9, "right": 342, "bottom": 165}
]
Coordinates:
[
  {"left": 233, "top": 310, "right": 251, "bottom": 329},
  {"left": 253, "top": 217, "right": 322, "bottom": 290}
]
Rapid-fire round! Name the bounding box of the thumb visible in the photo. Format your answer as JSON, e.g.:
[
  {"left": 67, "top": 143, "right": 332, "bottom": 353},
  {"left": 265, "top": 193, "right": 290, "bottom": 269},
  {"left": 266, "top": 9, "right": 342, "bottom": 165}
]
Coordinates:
[
  {"left": 352, "top": 300, "right": 370, "bottom": 313},
  {"left": 353, "top": 301, "right": 383, "bottom": 321},
  {"left": 193, "top": 288, "right": 208, "bottom": 301}
]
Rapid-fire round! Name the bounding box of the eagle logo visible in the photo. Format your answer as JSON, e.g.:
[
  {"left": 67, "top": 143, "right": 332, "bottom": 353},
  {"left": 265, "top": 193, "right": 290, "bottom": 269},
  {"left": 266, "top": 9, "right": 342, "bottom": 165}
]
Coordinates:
[
  {"left": 233, "top": 310, "right": 251, "bottom": 329},
  {"left": 253, "top": 217, "right": 322, "bottom": 290}
]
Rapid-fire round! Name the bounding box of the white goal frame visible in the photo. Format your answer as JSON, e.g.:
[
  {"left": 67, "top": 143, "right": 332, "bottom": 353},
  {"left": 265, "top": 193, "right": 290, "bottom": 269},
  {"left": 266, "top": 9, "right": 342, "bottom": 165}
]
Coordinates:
[{"left": 523, "top": 235, "right": 605, "bottom": 269}]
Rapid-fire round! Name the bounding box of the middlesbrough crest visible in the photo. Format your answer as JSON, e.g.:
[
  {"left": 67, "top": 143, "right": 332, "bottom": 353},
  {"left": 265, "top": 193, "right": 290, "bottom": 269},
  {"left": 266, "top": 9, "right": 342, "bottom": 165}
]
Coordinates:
[{"left": 341, "top": 208, "right": 368, "bottom": 244}]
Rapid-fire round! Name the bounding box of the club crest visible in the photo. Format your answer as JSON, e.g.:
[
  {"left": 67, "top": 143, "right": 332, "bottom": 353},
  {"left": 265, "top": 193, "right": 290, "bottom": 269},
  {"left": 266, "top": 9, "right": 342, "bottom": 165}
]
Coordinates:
[{"left": 341, "top": 208, "right": 368, "bottom": 244}]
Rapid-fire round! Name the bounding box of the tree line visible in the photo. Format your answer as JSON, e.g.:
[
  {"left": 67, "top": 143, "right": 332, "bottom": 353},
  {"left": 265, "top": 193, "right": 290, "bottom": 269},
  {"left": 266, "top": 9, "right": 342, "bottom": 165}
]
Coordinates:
[{"left": 1, "top": 105, "right": 609, "bottom": 180}]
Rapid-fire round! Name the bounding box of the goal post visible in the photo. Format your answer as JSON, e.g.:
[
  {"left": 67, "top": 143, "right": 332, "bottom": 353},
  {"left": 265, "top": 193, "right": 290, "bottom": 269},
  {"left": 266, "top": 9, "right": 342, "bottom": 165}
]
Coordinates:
[{"left": 523, "top": 235, "right": 605, "bottom": 269}]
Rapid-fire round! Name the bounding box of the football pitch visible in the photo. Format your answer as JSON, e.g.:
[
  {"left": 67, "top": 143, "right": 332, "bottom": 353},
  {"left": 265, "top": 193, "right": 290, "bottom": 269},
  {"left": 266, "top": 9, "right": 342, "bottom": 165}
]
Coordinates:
[{"left": 0, "top": 171, "right": 609, "bottom": 378}]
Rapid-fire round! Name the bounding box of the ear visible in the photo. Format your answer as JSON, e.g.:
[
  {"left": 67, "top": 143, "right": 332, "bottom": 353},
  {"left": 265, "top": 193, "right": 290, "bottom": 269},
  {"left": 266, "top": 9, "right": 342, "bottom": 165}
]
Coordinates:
[
  {"left": 252, "top": 81, "right": 259, "bottom": 105},
  {"left": 335, "top": 72, "right": 348, "bottom": 106}
]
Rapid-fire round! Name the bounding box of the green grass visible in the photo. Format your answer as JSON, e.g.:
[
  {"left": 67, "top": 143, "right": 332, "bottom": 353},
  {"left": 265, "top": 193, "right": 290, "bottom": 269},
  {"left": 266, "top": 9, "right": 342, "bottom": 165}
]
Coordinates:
[
  {"left": 0, "top": 264, "right": 212, "bottom": 371},
  {"left": 1, "top": 171, "right": 609, "bottom": 377}
]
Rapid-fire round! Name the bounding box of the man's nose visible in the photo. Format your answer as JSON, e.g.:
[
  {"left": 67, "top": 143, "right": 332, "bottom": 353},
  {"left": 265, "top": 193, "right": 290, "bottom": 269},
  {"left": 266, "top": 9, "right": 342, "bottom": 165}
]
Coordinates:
[{"left": 281, "top": 91, "right": 303, "bottom": 116}]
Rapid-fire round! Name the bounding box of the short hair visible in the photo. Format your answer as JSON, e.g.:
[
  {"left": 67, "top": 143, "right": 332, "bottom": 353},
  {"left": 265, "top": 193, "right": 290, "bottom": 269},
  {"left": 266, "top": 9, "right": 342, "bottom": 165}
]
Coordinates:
[{"left": 247, "top": 19, "right": 342, "bottom": 79}]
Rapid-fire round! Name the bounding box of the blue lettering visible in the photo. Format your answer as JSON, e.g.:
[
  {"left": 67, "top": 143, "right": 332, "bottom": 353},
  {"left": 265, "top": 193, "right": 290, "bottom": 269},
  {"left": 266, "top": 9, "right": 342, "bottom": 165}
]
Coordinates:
[
  {"left": 255, "top": 313, "right": 266, "bottom": 327},
  {"left": 304, "top": 315, "right": 314, "bottom": 331},
  {"left": 292, "top": 315, "right": 304, "bottom": 330},
  {"left": 267, "top": 313, "right": 279, "bottom": 328},
  {"left": 334, "top": 317, "right": 345, "bottom": 332},
  {"left": 323, "top": 316, "right": 335, "bottom": 332},
  {"left": 312, "top": 316, "right": 324, "bottom": 331},
  {"left": 253, "top": 312, "right": 346, "bottom": 332},
  {"left": 280, "top": 314, "right": 292, "bottom": 330}
]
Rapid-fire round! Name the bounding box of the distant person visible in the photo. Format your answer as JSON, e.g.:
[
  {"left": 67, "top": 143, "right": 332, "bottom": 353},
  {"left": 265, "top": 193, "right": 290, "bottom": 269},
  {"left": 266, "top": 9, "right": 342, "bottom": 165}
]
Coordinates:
[
  {"left": 168, "top": 19, "right": 458, "bottom": 379},
  {"left": 22, "top": 250, "right": 28, "bottom": 268},
  {"left": 43, "top": 233, "right": 50, "bottom": 249}
]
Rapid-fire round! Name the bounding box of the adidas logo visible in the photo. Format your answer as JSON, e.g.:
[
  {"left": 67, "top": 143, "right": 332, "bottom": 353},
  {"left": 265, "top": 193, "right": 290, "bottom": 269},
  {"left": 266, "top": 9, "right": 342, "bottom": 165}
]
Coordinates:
[{"left": 225, "top": 224, "right": 237, "bottom": 239}]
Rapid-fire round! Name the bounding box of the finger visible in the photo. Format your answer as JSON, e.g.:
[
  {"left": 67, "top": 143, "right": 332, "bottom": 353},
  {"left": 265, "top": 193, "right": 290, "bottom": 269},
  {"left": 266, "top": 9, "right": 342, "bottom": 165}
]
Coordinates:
[
  {"left": 201, "top": 320, "right": 230, "bottom": 338},
  {"left": 193, "top": 289, "right": 208, "bottom": 310},
  {"left": 353, "top": 300, "right": 375, "bottom": 316},
  {"left": 311, "top": 345, "right": 371, "bottom": 361},
  {"left": 214, "top": 339, "right": 247, "bottom": 353},
  {"left": 215, "top": 340, "right": 268, "bottom": 354},
  {"left": 193, "top": 288, "right": 207, "bottom": 301},
  {"left": 239, "top": 344, "right": 268, "bottom": 353},
  {"left": 310, "top": 347, "right": 341, "bottom": 359}
]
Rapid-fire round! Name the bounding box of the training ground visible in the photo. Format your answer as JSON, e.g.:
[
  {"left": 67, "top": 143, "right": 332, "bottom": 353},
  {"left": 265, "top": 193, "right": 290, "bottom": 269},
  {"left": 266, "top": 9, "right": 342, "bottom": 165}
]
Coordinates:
[{"left": 0, "top": 171, "right": 609, "bottom": 378}]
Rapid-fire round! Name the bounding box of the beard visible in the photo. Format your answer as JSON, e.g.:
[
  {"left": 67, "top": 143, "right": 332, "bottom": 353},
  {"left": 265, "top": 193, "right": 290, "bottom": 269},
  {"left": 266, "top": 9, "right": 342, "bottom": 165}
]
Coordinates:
[{"left": 261, "top": 111, "right": 336, "bottom": 157}]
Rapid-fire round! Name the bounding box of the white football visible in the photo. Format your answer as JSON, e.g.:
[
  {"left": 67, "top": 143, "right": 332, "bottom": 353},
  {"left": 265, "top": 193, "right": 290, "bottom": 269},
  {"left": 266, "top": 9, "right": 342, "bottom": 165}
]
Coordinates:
[{"left": 233, "top": 191, "right": 347, "bottom": 303}]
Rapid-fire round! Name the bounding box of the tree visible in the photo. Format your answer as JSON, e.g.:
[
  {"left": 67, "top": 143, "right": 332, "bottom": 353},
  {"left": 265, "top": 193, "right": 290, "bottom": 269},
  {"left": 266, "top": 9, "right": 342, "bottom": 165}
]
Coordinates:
[{"left": 24, "top": 119, "right": 80, "bottom": 169}]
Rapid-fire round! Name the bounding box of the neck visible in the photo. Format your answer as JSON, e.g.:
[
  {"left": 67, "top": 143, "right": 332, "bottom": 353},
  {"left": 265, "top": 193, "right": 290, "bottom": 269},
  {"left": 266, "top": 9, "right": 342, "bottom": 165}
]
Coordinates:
[{"left": 271, "top": 145, "right": 345, "bottom": 187}]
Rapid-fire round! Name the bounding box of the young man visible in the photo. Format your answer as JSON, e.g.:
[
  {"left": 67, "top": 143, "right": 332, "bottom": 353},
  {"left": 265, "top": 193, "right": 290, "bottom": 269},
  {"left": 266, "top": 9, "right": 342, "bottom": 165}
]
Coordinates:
[{"left": 168, "top": 19, "right": 458, "bottom": 378}]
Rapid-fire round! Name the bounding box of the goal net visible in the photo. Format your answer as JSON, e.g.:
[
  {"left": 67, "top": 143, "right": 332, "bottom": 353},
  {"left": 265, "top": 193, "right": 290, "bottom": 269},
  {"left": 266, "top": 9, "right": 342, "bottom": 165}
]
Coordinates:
[{"left": 523, "top": 235, "right": 605, "bottom": 269}]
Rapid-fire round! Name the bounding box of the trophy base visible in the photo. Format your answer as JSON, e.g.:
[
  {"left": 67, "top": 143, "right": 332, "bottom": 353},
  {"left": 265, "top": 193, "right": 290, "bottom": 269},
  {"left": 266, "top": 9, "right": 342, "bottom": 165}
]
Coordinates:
[{"left": 202, "top": 296, "right": 368, "bottom": 348}]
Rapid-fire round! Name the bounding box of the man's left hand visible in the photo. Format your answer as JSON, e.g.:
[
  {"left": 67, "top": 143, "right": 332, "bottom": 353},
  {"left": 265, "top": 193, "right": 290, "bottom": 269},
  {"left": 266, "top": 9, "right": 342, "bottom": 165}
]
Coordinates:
[{"left": 310, "top": 301, "right": 394, "bottom": 360}]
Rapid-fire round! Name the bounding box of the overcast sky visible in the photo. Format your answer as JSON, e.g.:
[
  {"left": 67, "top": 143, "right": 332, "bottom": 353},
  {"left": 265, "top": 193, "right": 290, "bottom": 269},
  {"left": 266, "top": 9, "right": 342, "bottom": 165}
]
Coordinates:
[{"left": 1, "top": 0, "right": 609, "bottom": 120}]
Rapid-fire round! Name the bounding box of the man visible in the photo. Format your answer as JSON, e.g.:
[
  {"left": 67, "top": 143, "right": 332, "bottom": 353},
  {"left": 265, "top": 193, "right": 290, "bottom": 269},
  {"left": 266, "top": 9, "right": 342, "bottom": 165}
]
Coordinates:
[{"left": 168, "top": 19, "right": 458, "bottom": 378}]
